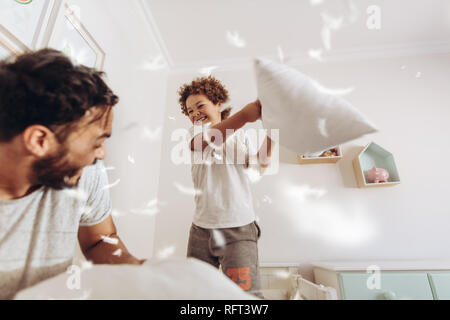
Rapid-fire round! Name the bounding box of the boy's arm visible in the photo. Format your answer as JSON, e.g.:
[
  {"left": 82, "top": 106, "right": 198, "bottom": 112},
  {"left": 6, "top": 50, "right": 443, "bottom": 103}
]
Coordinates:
[
  {"left": 257, "top": 135, "right": 274, "bottom": 175},
  {"left": 191, "top": 100, "right": 261, "bottom": 151}
]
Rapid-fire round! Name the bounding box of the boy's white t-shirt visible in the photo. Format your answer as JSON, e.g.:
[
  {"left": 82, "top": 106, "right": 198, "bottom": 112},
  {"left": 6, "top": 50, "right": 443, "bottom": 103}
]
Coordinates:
[{"left": 189, "top": 125, "right": 258, "bottom": 229}]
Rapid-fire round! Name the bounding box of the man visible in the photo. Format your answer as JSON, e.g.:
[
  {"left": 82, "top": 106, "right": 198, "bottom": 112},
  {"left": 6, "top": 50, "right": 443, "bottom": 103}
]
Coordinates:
[{"left": 0, "top": 49, "right": 143, "bottom": 300}]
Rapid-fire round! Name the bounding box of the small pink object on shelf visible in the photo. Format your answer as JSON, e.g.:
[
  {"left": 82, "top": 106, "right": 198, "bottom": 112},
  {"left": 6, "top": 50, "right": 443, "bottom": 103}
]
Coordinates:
[{"left": 365, "top": 166, "right": 390, "bottom": 183}]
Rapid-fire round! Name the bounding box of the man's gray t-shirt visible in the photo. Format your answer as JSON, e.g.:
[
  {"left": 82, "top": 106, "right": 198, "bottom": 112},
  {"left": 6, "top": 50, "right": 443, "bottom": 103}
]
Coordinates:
[{"left": 0, "top": 161, "right": 112, "bottom": 299}]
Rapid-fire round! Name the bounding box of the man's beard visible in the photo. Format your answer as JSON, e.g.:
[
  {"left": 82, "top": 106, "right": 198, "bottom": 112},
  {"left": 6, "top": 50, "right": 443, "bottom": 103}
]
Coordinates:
[{"left": 32, "top": 147, "right": 84, "bottom": 190}]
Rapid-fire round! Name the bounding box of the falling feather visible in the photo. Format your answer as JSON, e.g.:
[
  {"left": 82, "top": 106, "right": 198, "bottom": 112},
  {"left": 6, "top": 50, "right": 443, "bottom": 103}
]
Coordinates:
[
  {"left": 321, "top": 27, "right": 331, "bottom": 50},
  {"left": 277, "top": 45, "right": 284, "bottom": 63},
  {"left": 287, "top": 184, "right": 327, "bottom": 203},
  {"left": 130, "top": 207, "right": 159, "bottom": 216},
  {"left": 308, "top": 49, "right": 323, "bottom": 62},
  {"left": 262, "top": 195, "right": 273, "bottom": 204},
  {"left": 244, "top": 167, "right": 262, "bottom": 184},
  {"left": 318, "top": 118, "right": 329, "bottom": 137},
  {"left": 226, "top": 30, "right": 246, "bottom": 48},
  {"left": 199, "top": 66, "right": 218, "bottom": 76},
  {"left": 101, "top": 179, "right": 121, "bottom": 191},
  {"left": 321, "top": 13, "right": 344, "bottom": 30},
  {"left": 320, "top": 13, "right": 344, "bottom": 51},
  {"left": 310, "top": 0, "right": 323, "bottom": 6},
  {"left": 112, "top": 249, "right": 122, "bottom": 257},
  {"left": 347, "top": 0, "right": 359, "bottom": 24},
  {"left": 212, "top": 229, "right": 226, "bottom": 249},
  {"left": 122, "top": 122, "right": 140, "bottom": 131},
  {"left": 174, "top": 182, "right": 203, "bottom": 196},
  {"left": 74, "top": 290, "right": 92, "bottom": 300},
  {"left": 102, "top": 166, "right": 116, "bottom": 173},
  {"left": 212, "top": 150, "right": 223, "bottom": 161},
  {"left": 141, "top": 126, "right": 162, "bottom": 141},
  {"left": 142, "top": 54, "right": 167, "bottom": 71},
  {"left": 157, "top": 246, "right": 175, "bottom": 260},
  {"left": 101, "top": 235, "right": 119, "bottom": 245},
  {"left": 81, "top": 260, "right": 93, "bottom": 270},
  {"left": 111, "top": 209, "right": 126, "bottom": 217}
]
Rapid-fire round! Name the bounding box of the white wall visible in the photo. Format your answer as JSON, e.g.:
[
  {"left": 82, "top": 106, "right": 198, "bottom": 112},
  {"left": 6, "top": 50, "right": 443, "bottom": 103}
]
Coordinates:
[
  {"left": 59, "top": 0, "right": 169, "bottom": 260},
  {"left": 154, "top": 53, "right": 450, "bottom": 280}
]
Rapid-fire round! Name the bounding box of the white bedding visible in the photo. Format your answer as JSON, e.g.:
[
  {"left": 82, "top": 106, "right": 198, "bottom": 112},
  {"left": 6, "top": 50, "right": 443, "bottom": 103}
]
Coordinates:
[{"left": 15, "top": 258, "right": 258, "bottom": 300}]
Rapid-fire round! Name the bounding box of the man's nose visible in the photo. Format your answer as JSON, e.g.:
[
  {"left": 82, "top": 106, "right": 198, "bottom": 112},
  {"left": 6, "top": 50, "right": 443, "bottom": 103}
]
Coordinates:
[{"left": 95, "top": 144, "right": 106, "bottom": 160}]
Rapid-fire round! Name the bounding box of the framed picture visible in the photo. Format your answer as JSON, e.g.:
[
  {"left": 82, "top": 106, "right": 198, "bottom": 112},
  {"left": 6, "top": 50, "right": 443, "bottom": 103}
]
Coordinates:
[
  {"left": 0, "top": 0, "right": 58, "bottom": 50},
  {"left": 47, "top": 2, "right": 105, "bottom": 70},
  {"left": 0, "top": 44, "right": 9, "bottom": 60},
  {"left": 0, "top": 24, "right": 29, "bottom": 59}
]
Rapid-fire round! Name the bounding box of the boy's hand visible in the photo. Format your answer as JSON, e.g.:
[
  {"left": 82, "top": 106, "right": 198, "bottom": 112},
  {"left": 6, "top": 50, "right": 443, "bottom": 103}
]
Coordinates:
[
  {"left": 242, "top": 99, "right": 261, "bottom": 123},
  {"left": 199, "top": 99, "right": 261, "bottom": 152}
]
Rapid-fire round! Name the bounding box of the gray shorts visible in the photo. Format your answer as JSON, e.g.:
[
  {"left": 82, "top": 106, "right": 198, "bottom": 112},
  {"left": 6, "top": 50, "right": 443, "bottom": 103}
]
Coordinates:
[{"left": 187, "top": 221, "right": 263, "bottom": 298}]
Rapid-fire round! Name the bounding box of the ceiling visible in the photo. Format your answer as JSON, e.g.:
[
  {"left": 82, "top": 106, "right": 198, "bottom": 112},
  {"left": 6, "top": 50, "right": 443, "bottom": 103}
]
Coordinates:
[{"left": 143, "top": 0, "right": 450, "bottom": 69}]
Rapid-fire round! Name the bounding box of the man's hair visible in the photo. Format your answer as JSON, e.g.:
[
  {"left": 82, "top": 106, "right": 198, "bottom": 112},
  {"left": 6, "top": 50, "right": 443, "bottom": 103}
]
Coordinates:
[
  {"left": 0, "top": 48, "right": 119, "bottom": 142},
  {"left": 178, "top": 76, "right": 232, "bottom": 120}
]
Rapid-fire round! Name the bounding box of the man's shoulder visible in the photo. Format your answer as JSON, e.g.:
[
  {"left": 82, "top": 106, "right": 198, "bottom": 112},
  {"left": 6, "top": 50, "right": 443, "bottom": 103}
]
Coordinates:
[{"left": 78, "top": 161, "right": 106, "bottom": 189}]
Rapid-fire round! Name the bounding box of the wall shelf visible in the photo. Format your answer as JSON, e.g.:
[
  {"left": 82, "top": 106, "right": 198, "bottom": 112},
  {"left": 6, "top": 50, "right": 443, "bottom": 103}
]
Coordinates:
[
  {"left": 298, "top": 146, "right": 342, "bottom": 165},
  {"left": 353, "top": 142, "right": 400, "bottom": 188}
]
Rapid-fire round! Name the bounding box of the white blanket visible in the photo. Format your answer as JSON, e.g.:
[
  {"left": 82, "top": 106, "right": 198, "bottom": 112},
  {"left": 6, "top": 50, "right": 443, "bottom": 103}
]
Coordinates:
[{"left": 15, "top": 258, "right": 258, "bottom": 300}]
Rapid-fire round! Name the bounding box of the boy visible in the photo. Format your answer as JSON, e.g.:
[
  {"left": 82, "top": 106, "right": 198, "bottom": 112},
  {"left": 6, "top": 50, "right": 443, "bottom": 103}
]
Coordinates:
[{"left": 178, "top": 76, "right": 274, "bottom": 298}]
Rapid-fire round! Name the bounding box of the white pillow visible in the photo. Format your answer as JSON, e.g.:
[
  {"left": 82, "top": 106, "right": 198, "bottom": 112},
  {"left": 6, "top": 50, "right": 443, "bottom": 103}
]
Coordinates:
[
  {"left": 254, "top": 58, "right": 378, "bottom": 155},
  {"left": 15, "top": 258, "right": 259, "bottom": 300}
]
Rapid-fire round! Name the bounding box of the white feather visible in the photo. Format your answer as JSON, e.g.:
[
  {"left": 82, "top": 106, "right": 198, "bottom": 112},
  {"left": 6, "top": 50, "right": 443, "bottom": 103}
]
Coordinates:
[
  {"left": 174, "top": 182, "right": 203, "bottom": 196},
  {"left": 142, "top": 54, "right": 167, "bottom": 71},
  {"left": 101, "top": 235, "right": 119, "bottom": 245},
  {"left": 226, "top": 31, "right": 246, "bottom": 48},
  {"left": 101, "top": 179, "right": 121, "bottom": 190}
]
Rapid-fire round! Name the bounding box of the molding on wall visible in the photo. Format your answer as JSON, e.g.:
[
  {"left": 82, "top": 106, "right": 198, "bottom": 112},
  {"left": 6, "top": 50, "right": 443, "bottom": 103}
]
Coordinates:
[
  {"left": 39, "top": 0, "right": 62, "bottom": 48},
  {"left": 138, "top": 2, "right": 450, "bottom": 74},
  {"left": 166, "top": 40, "right": 450, "bottom": 75},
  {"left": 138, "top": 0, "right": 174, "bottom": 68}
]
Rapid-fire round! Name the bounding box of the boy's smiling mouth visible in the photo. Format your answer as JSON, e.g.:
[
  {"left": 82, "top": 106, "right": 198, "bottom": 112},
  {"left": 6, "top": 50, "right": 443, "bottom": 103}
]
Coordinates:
[{"left": 195, "top": 115, "right": 208, "bottom": 122}]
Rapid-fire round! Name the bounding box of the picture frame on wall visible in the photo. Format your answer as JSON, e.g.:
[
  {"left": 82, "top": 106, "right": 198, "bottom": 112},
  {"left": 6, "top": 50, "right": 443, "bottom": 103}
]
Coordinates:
[
  {"left": 0, "top": 24, "right": 29, "bottom": 59},
  {"left": 0, "top": 44, "right": 10, "bottom": 60},
  {"left": 0, "top": 0, "right": 58, "bottom": 50},
  {"left": 47, "top": 2, "right": 105, "bottom": 70}
]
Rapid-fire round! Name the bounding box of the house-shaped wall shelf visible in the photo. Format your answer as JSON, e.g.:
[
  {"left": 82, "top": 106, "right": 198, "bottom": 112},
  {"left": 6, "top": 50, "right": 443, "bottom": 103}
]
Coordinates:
[
  {"left": 353, "top": 142, "right": 400, "bottom": 188},
  {"left": 298, "top": 146, "right": 342, "bottom": 164}
]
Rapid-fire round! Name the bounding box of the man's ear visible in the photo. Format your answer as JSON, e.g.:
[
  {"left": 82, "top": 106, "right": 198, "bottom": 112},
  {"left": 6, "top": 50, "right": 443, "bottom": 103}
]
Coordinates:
[{"left": 22, "top": 125, "right": 57, "bottom": 157}]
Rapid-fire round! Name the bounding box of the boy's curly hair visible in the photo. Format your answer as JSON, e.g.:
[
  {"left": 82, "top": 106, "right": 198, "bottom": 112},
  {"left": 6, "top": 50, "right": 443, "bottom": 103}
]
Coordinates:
[{"left": 178, "top": 76, "right": 232, "bottom": 120}]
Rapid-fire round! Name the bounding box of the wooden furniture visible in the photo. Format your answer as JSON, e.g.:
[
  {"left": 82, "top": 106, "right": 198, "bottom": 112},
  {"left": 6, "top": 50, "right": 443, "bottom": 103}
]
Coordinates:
[
  {"left": 259, "top": 263, "right": 338, "bottom": 300},
  {"left": 312, "top": 260, "right": 450, "bottom": 300},
  {"left": 298, "top": 146, "right": 342, "bottom": 164},
  {"left": 353, "top": 142, "right": 400, "bottom": 188}
]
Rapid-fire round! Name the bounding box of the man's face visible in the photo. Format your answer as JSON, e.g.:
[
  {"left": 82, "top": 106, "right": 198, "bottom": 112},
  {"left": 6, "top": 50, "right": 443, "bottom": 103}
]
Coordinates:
[{"left": 32, "top": 107, "right": 113, "bottom": 189}]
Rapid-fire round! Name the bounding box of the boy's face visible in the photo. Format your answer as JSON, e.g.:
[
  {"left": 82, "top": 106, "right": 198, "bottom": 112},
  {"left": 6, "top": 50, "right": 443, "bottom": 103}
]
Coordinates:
[{"left": 186, "top": 94, "right": 221, "bottom": 126}]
